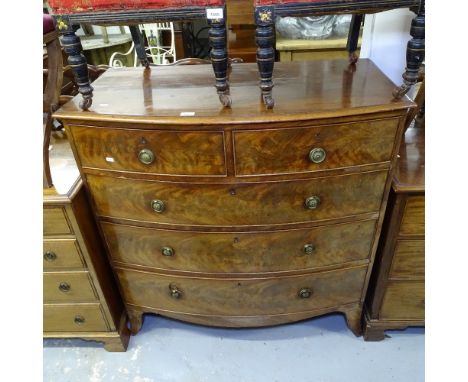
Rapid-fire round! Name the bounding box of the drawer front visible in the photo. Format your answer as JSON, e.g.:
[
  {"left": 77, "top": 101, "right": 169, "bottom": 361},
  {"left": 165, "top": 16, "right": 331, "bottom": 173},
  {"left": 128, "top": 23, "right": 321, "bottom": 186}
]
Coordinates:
[
  {"left": 234, "top": 119, "right": 399, "bottom": 175},
  {"left": 380, "top": 280, "right": 425, "bottom": 320},
  {"left": 102, "top": 220, "right": 376, "bottom": 273},
  {"left": 389, "top": 240, "right": 425, "bottom": 278},
  {"left": 43, "top": 303, "right": 108, "bottom": 332},
  {"left": 43, "top": 271, "right": 97, "bottom": 303},
  {"left": 70, "top": 125, "right": 226, "bottom": 176},
  {"left": 88, "top": 171, "right": 387, "bottom": 227},
  {"left": 400, "top": 196, "right": 425, "bottom": 235},
  {"left": 44, "top": 207, "right": 72, "bottom": 235},
  {"left": 43, "top": 239, "right": 85, "bottom": 270},
  {"left": 115, "top": 265, "right": 367, "bottom": 316}
]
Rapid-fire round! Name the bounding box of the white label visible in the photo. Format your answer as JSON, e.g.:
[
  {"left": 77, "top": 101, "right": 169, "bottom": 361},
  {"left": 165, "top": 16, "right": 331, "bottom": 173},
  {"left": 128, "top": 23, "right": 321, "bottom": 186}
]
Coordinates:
[
  {"left": 180, "top": 111, "right": 195, "bottom": 117},
  {"left": 105, "top": 156, "right": 115, "bottom": 163},
  {"left": 206, "top": 8, "right": 224, "bottom": 20}
]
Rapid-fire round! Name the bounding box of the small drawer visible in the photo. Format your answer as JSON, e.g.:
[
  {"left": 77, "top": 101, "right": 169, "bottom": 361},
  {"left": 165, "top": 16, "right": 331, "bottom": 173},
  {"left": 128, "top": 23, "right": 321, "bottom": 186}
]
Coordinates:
[
  {"left": 233, "top": 118, "right": 399, "bottom": 176},
  {"left": 380, "top": 280, "right": 425, "bottom": 320},
  {"left": 102, "top": 220, "right": 376, "bottom": 273},
  {"left": 115, "top": 265, "right": 367, "bottom": 316},
  {"left": 389, "top": 240, "right": 424, "bottom": 278},
  {"left": 43, "top": 239, "right": 85, "bottom": 270},
  {"left": 43, "top": 303, "right": 108, "bottom": 332},
  {"left": 44, "top": 207, "right": 72, "bottom": 235},
  {"left": 69, "top": 125, "right": 226, "bottom": 176},
  {"left": 87, "top": 170, "right": 386, "bottom": 227},
  {"left": 400, "top": 196, "right": 425, "bottom": 236},
  {"left": 43, "top": 271, "right": 97, "bottom": 303}
]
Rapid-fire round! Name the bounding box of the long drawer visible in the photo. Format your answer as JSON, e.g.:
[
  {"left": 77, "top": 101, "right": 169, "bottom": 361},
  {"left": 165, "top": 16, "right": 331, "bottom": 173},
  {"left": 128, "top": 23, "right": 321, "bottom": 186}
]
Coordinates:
[
  {"left": 87, "top": 170, "right": 387, "bottom": 227},
  {"left": 114, "top": 265, "right": 367, "bottom": 316},
  {"left": 70, "top": 125, "right": 226, "bottom": 176},
  {"left": 380, "top": 280, "right": 425, "bottom": 320},
  {"left": 102, "top": 220, "right": 376, "bottom": 273},
  {"left": 234, "top": 118, "right": 399, "bottom": 175},
  {"left": 43, "top": 303, "right": 108, "bottom": 332},
  {"left": 43, "top": 238, "right": 85, "bottom": 270},
  {"left": 43, "top": 271, "right": 97, "bottom": 303}
]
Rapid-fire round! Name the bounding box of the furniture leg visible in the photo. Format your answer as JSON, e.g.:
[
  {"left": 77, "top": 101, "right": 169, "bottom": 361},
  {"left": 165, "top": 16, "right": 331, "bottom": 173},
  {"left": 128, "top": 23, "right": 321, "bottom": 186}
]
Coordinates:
[
  {"left": 363, "top": 322, "right": 386, "bottom": 341},
  {"left": 55, "top": 16, "right": 93, "bottom": 110},
  {"left": 128, "top": 309, "right": 144, "bottom": 335},
  {"left": 343, "top": 307, "right": 363, "bottom": 337},
  {"left": 346, "top": 14, "right": 363, "bottom": 65},
  {"left": 129, "top": 25, "right": 150, "bottom": 68},
  {"left": 393, "top": 1, "right": 425, "bottom": 99},
  {"left": 255, "top": 7, "right": 275, "bottom": 109},
  {"left": 208, "top": 11, "right": 231, "bottom": 107},
  {"left": 103, "top": 334, "right": 129, "bottom": 352}
]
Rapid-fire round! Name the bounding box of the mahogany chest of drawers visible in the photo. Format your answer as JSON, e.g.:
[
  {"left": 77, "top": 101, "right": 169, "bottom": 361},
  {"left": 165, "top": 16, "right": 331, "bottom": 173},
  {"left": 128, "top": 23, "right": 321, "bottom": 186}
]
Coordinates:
[
  {"left": 363, "top": 126, "right": 425, "bottom": 340},
  {"left": 54, "top": 59, "right": 414, "bottom": 335},
  {"left": 43, "top": 132, "right": 130, "bottom": 351}
]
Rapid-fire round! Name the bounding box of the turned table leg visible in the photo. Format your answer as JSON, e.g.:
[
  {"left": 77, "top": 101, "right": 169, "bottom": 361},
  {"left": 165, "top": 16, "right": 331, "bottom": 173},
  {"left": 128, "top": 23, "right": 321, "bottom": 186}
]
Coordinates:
[
  {"left": 55, "top": 16, "right": 93, "bottom": 110},
  {"left": 128, "top": 309, "right": 144, "bottom": 335},
  {"left": 208, "top": 10, "right": 231, "bottom": 107},
  {"left": 346, "top": 14, "right": 363, "bottom": 65},
  {"left": 393, "top": 1, "right": 425, "bottom": 99},
  {"left": 129, "top": 25, "right": 150, "bottom": 68},
  {"left": 255, "top": 6, "right": 275, "bottom": 109}
]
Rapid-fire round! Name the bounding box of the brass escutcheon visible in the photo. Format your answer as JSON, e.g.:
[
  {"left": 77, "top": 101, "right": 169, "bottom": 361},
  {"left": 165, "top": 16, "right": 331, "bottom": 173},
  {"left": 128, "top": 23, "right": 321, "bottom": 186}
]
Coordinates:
[
  {"left": 305, "top": 196, "right": 321, "bottom": 209},
  {"left": 161, "top": 246, "right": 174, "bottom": 257},
  {"left": 309, "top": 147, "right": 326, "bottom": 164},
  {"left": 298, "top": 288, "right": 312, "bottom": 299},
  {"left": 151, "top": 199, "right": 165, "bottom": 213},
  {"left": 303, "top": 244, "right": 315, "bottom": 255},
  {"left": 44, "top": 251, "right": 57, "bottom": 261},
  {"left": 138, "top": 148, "right": 155, "bottom": 165}
]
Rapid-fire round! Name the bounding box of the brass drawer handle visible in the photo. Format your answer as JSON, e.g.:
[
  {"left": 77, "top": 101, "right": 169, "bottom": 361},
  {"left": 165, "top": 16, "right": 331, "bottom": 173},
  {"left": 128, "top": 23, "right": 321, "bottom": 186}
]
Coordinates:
[
  {"left": 58, "top": 282, "right": 71, "bottom": 292},
  {"left": 74, "top": 315, "right": 85, "bottom": 325},
  {"left": 44, "top": 251, "right": 57, "bottom": 261},
  {"left": 138, "top": 148, "right": 155, "bottom": 165},
  {"left": 169, "top": 284, "right": 182, "bottom": 299},
  {"left": 303, "top": 244, "right": 315, "bottom": 255},
  {"left": 151, "top": 199, "right": 165, "bottom": 213},
  {"left": 305, "top": 196, "right": 321, "bottom": 209},
  {"left": 298, "top": 288, "right": 312, "bottom": 299},
  {"left": 309, "top": 147, "right": 326, "bottom": 164},
  {"left": 161, "top": 246, "right": 174, "bottom": 257}
]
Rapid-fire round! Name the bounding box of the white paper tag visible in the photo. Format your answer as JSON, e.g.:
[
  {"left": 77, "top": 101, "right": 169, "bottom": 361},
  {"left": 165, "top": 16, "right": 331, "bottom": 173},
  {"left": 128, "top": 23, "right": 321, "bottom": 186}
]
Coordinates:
[
  {"left": 105, "top": 156, "right": 115, "bottom": 163},
  {"left": 206, "top": 8, "right": 224, "bottom": 20},
  {"left": 180, "top": 111, "right": 195, "bottom": 117}
]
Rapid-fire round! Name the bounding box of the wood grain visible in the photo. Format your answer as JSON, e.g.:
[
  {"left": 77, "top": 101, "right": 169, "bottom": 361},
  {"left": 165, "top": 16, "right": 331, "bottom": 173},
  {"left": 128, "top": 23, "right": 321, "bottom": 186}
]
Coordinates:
[
  {"left": 101, "top": 220, "right": 376, "bottom": 273},
  {"left": 380, "top": 280, "right": 425, "bottom": 320},
  {"left": 43, "top": 271, "right": 98, "bottom": 303},
  {"left": 87, "top": 170, "right": 387, "bottom": 227},
  {"left": 44, "top": 207, "right": 73, "bottom": 235},
  {"left": 43, "top": 238, "right": 86, "bottom": 270},
  {"left": 389, "top": 239, "right": 424, "bottom": 278},
  {"left": 70, "top": 125, "right": 226, "bottom": 176},
  {"left": 114, "top": 265, "right": 367, "bottom": 317},
  {"left": 233, "top": 118, "right": 398, "bottom": 175},
  {"left": 400, "top": 196, "right": 425, "bottom": 235},
  {"left": 43, "top": 303, "right": 108, "bottom": 332}
]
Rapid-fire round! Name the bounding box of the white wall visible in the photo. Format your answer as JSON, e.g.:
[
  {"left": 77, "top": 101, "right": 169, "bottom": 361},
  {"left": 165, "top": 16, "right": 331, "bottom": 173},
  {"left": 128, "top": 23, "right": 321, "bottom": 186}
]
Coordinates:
[{"left": 360, "top": 8, "right": 414, "bottom": 86}]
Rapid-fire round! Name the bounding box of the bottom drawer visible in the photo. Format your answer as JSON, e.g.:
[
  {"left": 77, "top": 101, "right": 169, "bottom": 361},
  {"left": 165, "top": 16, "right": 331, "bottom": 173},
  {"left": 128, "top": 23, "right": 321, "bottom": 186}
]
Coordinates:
[
  {"left": 115, "top": 265, "right": 367, "bottom": 316},
  {"left": 43, "top": 303, "right": 108, "bottom": 332},
  {"left": 380, "top": 280, "right": 425, "bottom": 320}
]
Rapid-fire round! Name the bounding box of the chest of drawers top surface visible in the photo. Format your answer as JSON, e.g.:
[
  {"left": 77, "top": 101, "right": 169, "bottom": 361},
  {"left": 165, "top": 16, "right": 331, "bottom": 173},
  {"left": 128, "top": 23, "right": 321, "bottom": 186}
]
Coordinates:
[{"left": 54, "top": 59, "right": 413, "bottom": 125}]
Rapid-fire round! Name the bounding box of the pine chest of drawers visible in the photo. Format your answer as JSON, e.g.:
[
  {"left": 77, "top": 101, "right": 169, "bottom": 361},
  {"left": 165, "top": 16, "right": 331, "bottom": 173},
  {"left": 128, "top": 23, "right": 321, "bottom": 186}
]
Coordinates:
[
  {"left": 43, "top": 133, "right": 130, "bottom": 351},
  {"left": 54, "top": 59, "right": 414, "bottom": 335}
]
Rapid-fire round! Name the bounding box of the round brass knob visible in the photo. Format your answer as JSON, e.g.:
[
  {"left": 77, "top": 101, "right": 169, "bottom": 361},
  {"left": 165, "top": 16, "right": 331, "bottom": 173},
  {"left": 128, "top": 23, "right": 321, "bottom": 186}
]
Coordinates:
[
  {"left": 305, "top": 196, "right": 321, "bottom": 209},
  {"left": 44, "top": 251, "right": 57, "bottom": 261},
  {"left": 309, "top": 148, "right": 326, "bottom": 164},
  {"left": 298, "top": 288, "right": 312, "bottom": 299},
  {"left": 169, "top": 284, "right": 182, "bottom": 299},
  {"left": 161, "top": 246, "right": 174, "bottom": 257},
  {"left": 303, "top": 244, "right": 315, "bottom": 255},
  {"left": 138, "top": 148, "right": 155, "bottom": 165},
  {"left": 74, "top": 315, "right": 85, "bottom": 325},
  {"left": 59, "top": 282, "right": 70, "bottom": 292},
  {"left": 151, "top": 199, "right": 165, "bottom": 213}
]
